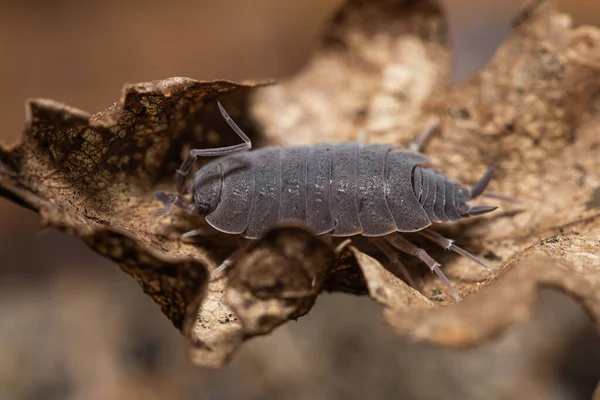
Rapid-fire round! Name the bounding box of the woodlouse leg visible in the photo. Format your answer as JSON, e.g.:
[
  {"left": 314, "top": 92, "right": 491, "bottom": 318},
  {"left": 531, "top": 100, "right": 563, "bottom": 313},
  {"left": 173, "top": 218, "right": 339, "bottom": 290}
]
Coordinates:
[
  {"left": 357, "top": 129, "right": 369, "bottom": 145},
  {"left": 384, "top": 234, "right": 460, "bottom": 301},
  {"left": 211, "top": 254, "right": 237, "bottom": 278},
  {"left": 418, "top": 229, "right": 493, "bottom": 272},
  {"left": 334, "top": 238, "right": 352, "bottom": 255},
  {"left": 210, "top": 237, "right": 249, "bottom": 278},
  {"left": 409, "top": 117, "right": 440, "bottom": 153},
  {"left": 371, "top": 238, "right": 416, "bottom": 287},
  {"left": 181, "top": 226, "right": 218, "bottom": 239},
  {"left": 175, "top": 100, "right": 252, "bottom": 194},
  {"left": 211, "top": 245, "right": 247, "bottom": 278},
  {"left": 0, "top": 158, "right": 18, "bottom": 178}
]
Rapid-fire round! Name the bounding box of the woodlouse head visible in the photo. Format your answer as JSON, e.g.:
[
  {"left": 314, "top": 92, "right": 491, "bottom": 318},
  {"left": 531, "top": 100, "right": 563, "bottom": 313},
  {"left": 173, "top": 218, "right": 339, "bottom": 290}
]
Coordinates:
[{"left": 191, "top": 163, "right": 221, "bottom": 216}]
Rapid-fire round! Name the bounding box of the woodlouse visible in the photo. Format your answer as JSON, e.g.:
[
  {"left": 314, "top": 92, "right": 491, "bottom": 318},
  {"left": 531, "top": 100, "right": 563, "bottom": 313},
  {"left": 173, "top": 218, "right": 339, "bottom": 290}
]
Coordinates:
[{"left": 155, "top": 101, "right": 500, "bottom": 301}]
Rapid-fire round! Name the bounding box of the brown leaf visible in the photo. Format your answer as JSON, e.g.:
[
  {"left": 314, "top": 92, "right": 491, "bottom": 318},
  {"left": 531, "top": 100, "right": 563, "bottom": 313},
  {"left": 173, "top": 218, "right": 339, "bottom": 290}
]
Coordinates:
[
  {"left": 2, "top": 0, "right": 600, "bottom": 377},
  {"left": 185, "top": 225, "right": 334, "bottom": 367},
  {"left": 0, "top": 78, "right": 273, "bottom": 333},
  {"left": 226, "top": 225, "right": 335, "bottom": 334},
  {"left": 349, "top": 247, "right": 433, "bottom": 310},
  {"left": 251, "top": 0, "right": 600, "bottom": 365},
  {"left": 253, "top": 0, "right": 449, "bottom": 147}
]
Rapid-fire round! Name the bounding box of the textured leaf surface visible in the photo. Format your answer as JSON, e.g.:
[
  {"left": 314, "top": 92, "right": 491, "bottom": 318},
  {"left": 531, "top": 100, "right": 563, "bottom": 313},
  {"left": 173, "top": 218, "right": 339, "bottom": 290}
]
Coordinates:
[{"left": 1, "top": 0, "right": 599, "bottom": 382}]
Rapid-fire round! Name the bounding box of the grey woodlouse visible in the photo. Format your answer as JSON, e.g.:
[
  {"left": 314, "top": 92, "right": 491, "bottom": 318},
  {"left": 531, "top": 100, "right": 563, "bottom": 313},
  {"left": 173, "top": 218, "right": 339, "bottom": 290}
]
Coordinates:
[{"left": 155, "top": 100, "right": 500, "bottom": 301}]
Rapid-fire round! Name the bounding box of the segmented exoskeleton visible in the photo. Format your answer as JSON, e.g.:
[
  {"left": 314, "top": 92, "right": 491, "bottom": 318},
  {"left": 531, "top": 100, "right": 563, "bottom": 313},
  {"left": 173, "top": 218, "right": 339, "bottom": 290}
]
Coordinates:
[{"left": 156, "top": 100, "right": 499, "bottom": 301}]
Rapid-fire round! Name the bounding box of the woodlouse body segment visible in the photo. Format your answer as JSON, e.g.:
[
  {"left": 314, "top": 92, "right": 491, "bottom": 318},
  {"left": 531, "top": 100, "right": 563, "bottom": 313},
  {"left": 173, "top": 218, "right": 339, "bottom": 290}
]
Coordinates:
[
  {"left": 385, "top": 151, "right": 430, "bottom": 231},
  {"left": 356, "top": 144, "right": 396, "bottom": 236},
  {"left": 243, "top": 148, "right": 281, "bottom": 239},
  {"left": 306, "top": 143, "right": 335, "bottom": 235},
  {"left": 280, "top": 146, "right": 308, "bottom": 223},
  {"left": 192, "top": 144, "right": 460, "bottom": 240},
  {"left": 191, "top": 162, "right": 221, "bottom": 216},
  {"left": 330, "top": 143, "right": 362, "bottom": 236},
  {"left": 155, "top": 100, "right": 500, "bottom": 301},
  {"left": 203, "top": 152, "right": 253, "bottom": 234}
]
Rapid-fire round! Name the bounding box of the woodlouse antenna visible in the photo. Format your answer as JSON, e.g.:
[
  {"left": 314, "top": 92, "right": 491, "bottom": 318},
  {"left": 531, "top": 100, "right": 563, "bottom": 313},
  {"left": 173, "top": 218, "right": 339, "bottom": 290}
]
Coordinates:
[
  {"left": 175, "top": 99, "right": 252, "bottom": 194},
  {"left": 153, "top": 190, "right": 194, "bottom": 216},
  {"left": 156, "top": 99, "right": 255, "bottom": 217}
]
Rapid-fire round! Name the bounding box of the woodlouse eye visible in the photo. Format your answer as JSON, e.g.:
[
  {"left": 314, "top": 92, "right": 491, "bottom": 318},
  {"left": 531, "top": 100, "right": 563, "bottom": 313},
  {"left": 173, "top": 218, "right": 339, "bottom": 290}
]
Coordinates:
[{"left": 196, "top": 202, "right": 211, "bottom": 215}]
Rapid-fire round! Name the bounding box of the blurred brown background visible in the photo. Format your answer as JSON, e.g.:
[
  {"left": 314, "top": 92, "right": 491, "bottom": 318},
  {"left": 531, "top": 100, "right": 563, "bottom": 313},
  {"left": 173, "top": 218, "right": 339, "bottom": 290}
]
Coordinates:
[{"left": 1, "top": 1, "right": 599, "bottom": 399}]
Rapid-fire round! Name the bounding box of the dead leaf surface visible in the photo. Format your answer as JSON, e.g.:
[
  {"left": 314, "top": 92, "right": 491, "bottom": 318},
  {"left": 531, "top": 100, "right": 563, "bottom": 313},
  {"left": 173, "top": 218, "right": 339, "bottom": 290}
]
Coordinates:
[
  {"left": 226, "top": 226, "right": 335, "bottom": 335},
  {"left": 253, "top": 0, "right": 600, "bottom": 342},
  {"left": 1, "top": 0, "right": 600, "bottom": 382},
  {"left": 0, "top": 78, "right": 273, "bottom": 336}
]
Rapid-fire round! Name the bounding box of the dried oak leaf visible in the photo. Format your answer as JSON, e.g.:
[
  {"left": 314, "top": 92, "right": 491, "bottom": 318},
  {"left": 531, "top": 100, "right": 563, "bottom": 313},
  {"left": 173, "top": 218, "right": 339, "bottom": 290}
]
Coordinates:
[
  {"left": 0, "top": 78, "right": 281, "bottom": 367},
  {"left": 1, "top": 0, "right": 600, "bottom": 375},
  {"left": 251, "top": 0, "right": 600, "bottom": 360}
]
